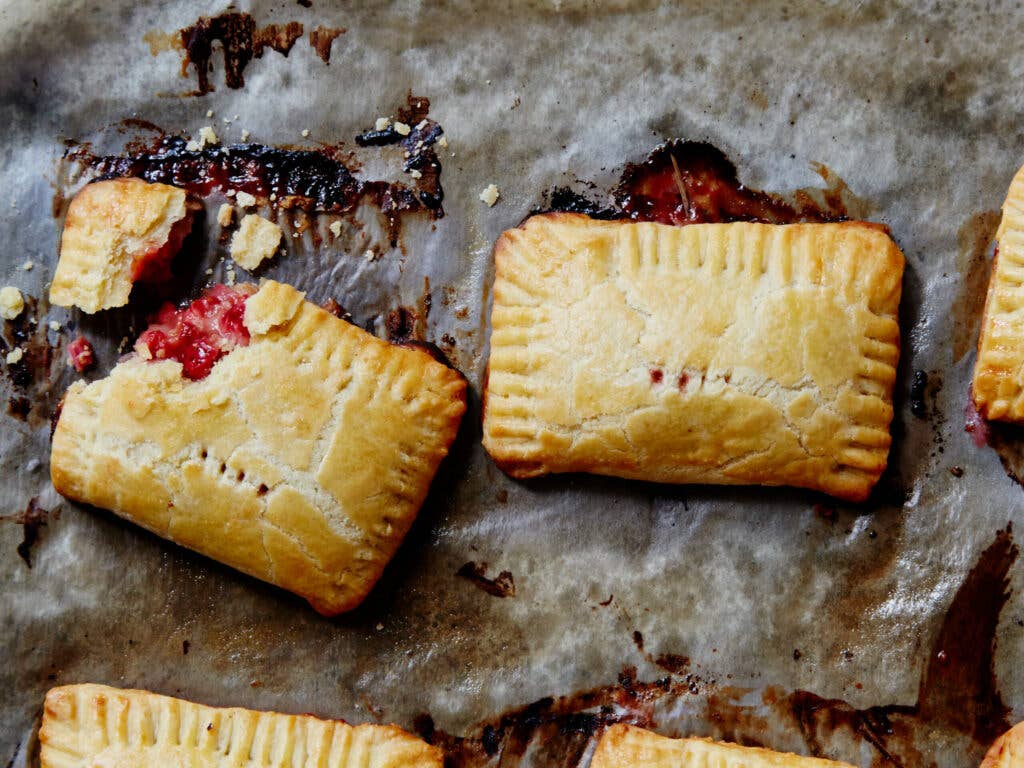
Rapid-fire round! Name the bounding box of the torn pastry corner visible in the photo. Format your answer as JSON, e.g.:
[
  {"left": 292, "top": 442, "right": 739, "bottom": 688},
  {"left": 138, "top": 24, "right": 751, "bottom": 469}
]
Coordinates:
[
  {"left": 51, "top": 178, "right": 193, "bottom": 314},
  {"left": 39, "top": 683, "right": 445, "bottom": 768},
  {"left": 591, "top": 724, "right": 857, "bottom": 768},
  {"left": 981, "top": 722, "right": 1024, "bottom": 768},
  {"left": 244, "top": 279, "right": 306, "bottom": 336},
  {"left": 230, "top": 213, "right": 283, "bottom": 270}
]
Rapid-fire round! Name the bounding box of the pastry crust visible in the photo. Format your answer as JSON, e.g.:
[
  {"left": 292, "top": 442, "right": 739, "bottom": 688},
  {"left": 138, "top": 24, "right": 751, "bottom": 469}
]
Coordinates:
[
  {"left": 52, "top": 178, "right": 195, "bottom": 313},
  {"left": 973, "top": 165, "right": 1024, "bottom": 421},
  {"left": 591, "top": 724, "right": 856, "bottom": 768},
  {"left": 230, "top": 213, "right": 282, "bottom": 270},
  {"left": 50, "top": 280, "right": 466, "bottom": 615},
  {"left": 981, "top": 722, "right": 1024, "bottom": 768},
  {"left": 40, "top": 683, "right": 443, "bottom": 768},
  {"left": 482, "top": 213, "right": 904, "bottom": 502}
]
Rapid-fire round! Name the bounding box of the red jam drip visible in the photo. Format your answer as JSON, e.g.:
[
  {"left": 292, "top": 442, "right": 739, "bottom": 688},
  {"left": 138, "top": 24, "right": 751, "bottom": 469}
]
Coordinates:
[
  {"left": 66, "top": 337, "right": 95, "bottom": 373},
  {"left": 135, "top": 284, "right": 256, "bottom": 380},
  {"left": 965, "top": 398, "right": 991, "bottom": 448},
  {"left": 130, "top": 209, "right": 195, "bottom": 282}
]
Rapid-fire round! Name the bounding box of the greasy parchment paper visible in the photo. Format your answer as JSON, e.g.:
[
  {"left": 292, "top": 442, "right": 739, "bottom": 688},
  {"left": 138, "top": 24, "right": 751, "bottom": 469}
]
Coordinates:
[{"left": 2, "top": 1, "right": 1024, "bottom": 765}]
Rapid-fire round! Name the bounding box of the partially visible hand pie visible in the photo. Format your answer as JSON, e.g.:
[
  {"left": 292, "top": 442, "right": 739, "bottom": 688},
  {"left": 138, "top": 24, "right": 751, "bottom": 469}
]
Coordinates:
[
  {"left": 981, "top": 722, "right": 1024, "bottom": 768},
  {"left": 40, "top": 683, "right": 444, "bottom": 768},
  {"left": 973, "top": 165, "right": 1024, "bottom": 422},
  {"left": 483, "top": 213, "right": 904, "bottom": 502},
  {"left": 591, "top": 724, "right": 856, "bottom": 768},
  {"left": 50, "top": 279, "right": 466, "bottom": 614},
  {"left": 51, "top": 178, "right": 196, "bottom": 313}
]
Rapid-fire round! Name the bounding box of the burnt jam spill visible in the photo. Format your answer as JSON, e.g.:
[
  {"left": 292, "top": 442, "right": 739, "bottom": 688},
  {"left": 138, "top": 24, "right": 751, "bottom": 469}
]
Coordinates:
[{"left": 420, "top": 528, "right": 1018, "bottom": 767}]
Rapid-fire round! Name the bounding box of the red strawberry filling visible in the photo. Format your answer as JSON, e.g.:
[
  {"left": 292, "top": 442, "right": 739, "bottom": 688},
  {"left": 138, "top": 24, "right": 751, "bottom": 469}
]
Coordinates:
[
  {"left": 135, "top": 283, "right": 256, "bottom": 380},
  {"left": 66, "top": 337, "right": 95, "bottom": 373},
  {"left": 130, "top": 208, "right": 196, "bottom": 283}
]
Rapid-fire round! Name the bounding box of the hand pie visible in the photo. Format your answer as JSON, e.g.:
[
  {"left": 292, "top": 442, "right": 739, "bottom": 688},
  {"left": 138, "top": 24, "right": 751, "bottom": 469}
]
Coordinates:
[
  {"left": 483, "top": 213, "right": 904, "bottom": 502},
  {"left": 973, "top": 164, "right": 1024, "bottom": 421},
  {"left": 51, "top": 178, "right": 196, "bottom": 313},
  {"left": 591, "top": 724, "right": 856, "bottom": 768},
  {"left": 40, "top": 683, "right": 443, "bottom": 768},
  {"left": 50, "top": 279, "right": 467, "bottom": 615},
  {"left": 981, "top": 722, "right": 1024, "bottom": 767}
]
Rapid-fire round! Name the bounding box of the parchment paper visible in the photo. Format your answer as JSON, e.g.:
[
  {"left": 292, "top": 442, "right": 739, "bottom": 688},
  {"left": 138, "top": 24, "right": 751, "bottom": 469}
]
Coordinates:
[{"left": 2, "top": 2, "right": 1023, "bottom": 766}]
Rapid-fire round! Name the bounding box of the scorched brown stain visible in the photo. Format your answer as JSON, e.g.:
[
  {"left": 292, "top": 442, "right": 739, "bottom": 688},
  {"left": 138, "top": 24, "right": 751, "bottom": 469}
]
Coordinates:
[
  {"left": 1, "top": 497, "right": 55, "bottom": 568},
  {"left": 456, "top": 562, "right": 516, "bottom": 599},
  {"left": 953, "top": 211, "right": 1000, "bottom": 362},
  {"left": 309, "top": 26, "right": 346, "bottom": 64},
  {"left": 419, "top": 527, "right": 1017, "bottom": 767},
  {"left": 2, "top": 296, "right": 60, "bottom": 427}
]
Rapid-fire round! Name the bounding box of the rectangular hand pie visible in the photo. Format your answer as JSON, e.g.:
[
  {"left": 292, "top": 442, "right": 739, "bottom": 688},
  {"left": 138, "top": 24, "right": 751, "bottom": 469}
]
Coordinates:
[
  {"left": 40, "top": 684, "right": 443, "bottom": 768},
  {"left": 973, "top": 165, "right": 1024, "bottom": 422},
  {"left": 982, "top": 722, "right": 1024, "bottom": 767},
  {"left": 591, "top": 724, "right": 856, "bottom": 768},
  {"left": 50, "top": 280, "right": 466, "bottom": 615},
  {"left": 52, "top": 178, "right": 197, "bottom": 313},
  {"left": 482, "top": 213, "right": 904, "bottom": 502}
]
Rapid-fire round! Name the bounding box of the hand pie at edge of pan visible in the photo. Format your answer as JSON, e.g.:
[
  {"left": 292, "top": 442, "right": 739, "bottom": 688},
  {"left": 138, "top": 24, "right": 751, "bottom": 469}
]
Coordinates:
[
  {"left": 39, "top": 683, "right": 444, "bottom": 768},
  {"left": 51, "top": 178, "right": 197, "bottom": 314},
  {"left": 50, "top": 279, "right": 467, "bottom": 615},
  {"left": 590, "top": 723, "right": 857, "bottom": 768},
  {"left": 973, "top": 164, "right": 1024, "bottom": 422},
  {"left": 981, "top": 721, "right": 1024, "bottom": 768},
  {"left": 482, "top": 212, "right": 904, "bottom": 502}
]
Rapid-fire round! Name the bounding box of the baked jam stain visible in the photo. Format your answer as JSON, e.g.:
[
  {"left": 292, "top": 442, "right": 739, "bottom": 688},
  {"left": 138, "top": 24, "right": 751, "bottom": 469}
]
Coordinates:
[
  {"left": 309, "top": 26, "right": 345, "bottom": 64},
  {"left": 544, "top": 140, "right": 862, "bottom": 226},
  {"left": 1, "top": 497, "right": 56, "bottom": 568},
  {"left": 456, "top": 562, "right": 516, "bottom": 598},
  {"left": 909, "top": 370, "right": 928, "bottom": 419},
  {"left": 67, "top": 95, "right": 444, "bottom": 246},
  {"left": 420, "top": 527, "right": 1017, "bottom": 767},
  {"left": 180, "top": 12, "right": 304, "bottom": 94}
]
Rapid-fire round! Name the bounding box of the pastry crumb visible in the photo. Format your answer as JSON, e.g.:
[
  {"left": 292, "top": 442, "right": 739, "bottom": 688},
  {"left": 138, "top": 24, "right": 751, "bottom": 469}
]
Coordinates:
[
  {"left": 329, "top": 221, "right": 342, "bottom": 237},
  {"left": 375, "top": 117, "right": 391, "bottom": 131},
  {"left": 393, "top": 121, "right": 411, "bottom": 136},
  {"left": 409, "top": 169, "right": 422, "bottom": 180},
  {"left": 185, "top": 139, "right": 201, "bottom": 152},
  {"left": 230, "top": 214, "right": 282, "bottom": 270},
  {"left": 269, "top": 192, "right": 277, "bottom": 202},
  {"left": 415, "top": 119, "right": 428, "bottom": 130},
  {"left": 225, "top": 266, "right": 236, "bottom": 286},
  {"left": 437, "top": 135, "right": 448, "bottom": 148},
  {"left": 206, "top": 109, "right": 214, "bottom": 118},
  {"left": 48, "top": 320, "right": 60, "bottom": 331},
  {"left": 22, "top": 260, "right": 33, "bottom": 271},
  {"left": 5, "top": 347, "right": 23, "bottom": 365},
  {"left": 364, "top": 248, "right": 377, "bottom": 262},
  {"left": 0, "top": 286, "right": 25, "bottom": 319},
  {"left": 217, "top": 203, "right": 234, "bottom": 227},
  {"left": 235, "top": 191, "right": 257, "bottom": 208},
  {"left": 226, "top": 189, "right": 236, "bottom": 197},
  {"left": 479, "top": 183, "right": 500, "bottom": 207},
  {"left": 241, "top": 129, "right": 251, "bottom": 141},
  {"left": 198, "top": 125, "right": 219, "bottom": 147},
  {"left": 301, "top": 128, "right": 310, "bottom": 137},
  {"left": 375, "top": 622, "right": 384, "bottom": 631}
]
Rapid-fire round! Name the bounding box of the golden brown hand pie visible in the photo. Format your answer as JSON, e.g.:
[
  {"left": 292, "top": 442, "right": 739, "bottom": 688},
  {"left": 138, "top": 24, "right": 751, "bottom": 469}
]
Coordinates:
[
  {"left": 591, "top": 724, "right": 856, "bottom": 768},
  {"left": 50, "top": 280, "right": 466, "bottom": 615},
  {"left": 981, "top": 722, "right": 1024, "bottom": 768},
  {"left": 973, "top": 164, "right": 1024, "bottom": 422},
  {"left": 483, "top": 213, "right": 904, "bottom": 502},
  {"left": 40, "top": 684, "right": 443, "bottom": 768},
  {"left": 52, "top": 178, "right": 196, "bottom": 313}
]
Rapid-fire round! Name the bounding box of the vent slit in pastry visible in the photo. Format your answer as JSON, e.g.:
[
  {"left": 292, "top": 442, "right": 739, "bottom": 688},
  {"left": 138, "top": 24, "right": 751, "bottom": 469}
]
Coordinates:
[
  {"left": 483, "top": 213, "right": 904, "bottom": 502},
  {"left": 51, "top": 178, "right": 198, "bottom": 314},
  {"left": 51, "top": 279, "right": 466, "bottom": 614},
  {"left": 40, "top": 683, "right": 444, "bottom": 768}
]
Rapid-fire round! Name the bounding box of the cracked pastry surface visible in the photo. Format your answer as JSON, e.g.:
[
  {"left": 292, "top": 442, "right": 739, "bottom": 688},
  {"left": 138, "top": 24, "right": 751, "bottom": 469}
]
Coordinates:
[
  {"left": 51, "top": 178, "right": 196, "bottom": 313},
  {"left": 40, "top": 683, "right": 444, "bottom": 768},
  {"left": 482, "top": 213, "right": 904, "bottom": 502},
  {"left": 50, "top": 280, "right": 466, "bottom": 615},
  {"left": 973, "top": 164, "right": 1024, "bottom": 422},
  {"left": 591, "top": 724, "right": 856, "bottom": 768}
]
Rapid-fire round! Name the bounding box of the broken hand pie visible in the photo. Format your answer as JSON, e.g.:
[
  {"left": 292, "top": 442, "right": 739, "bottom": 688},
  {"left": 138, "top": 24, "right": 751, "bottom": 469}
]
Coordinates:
[
  {"left": 50, "top": 280, "right": 467, "bottom": 615},
  {"left": 483, "top": 213, "right": 904, "bottom": 501},
  {"left": 973, "top": 164, "right": 1024, "bottom": 422},
  {"left": 40, "top": 684, "right": 443, "bottom": 768},
  {"left": 591, "top": 724, "right": 856, "bottom": 768},
  {"left": 51, "top": 178, "right": 197, "bottom": 313}
]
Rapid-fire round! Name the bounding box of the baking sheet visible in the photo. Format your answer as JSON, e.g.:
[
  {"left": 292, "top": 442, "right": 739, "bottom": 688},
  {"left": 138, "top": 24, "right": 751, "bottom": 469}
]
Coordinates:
[{"left": 2, "top": 1, "right": 1023, "bottom": 765}]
